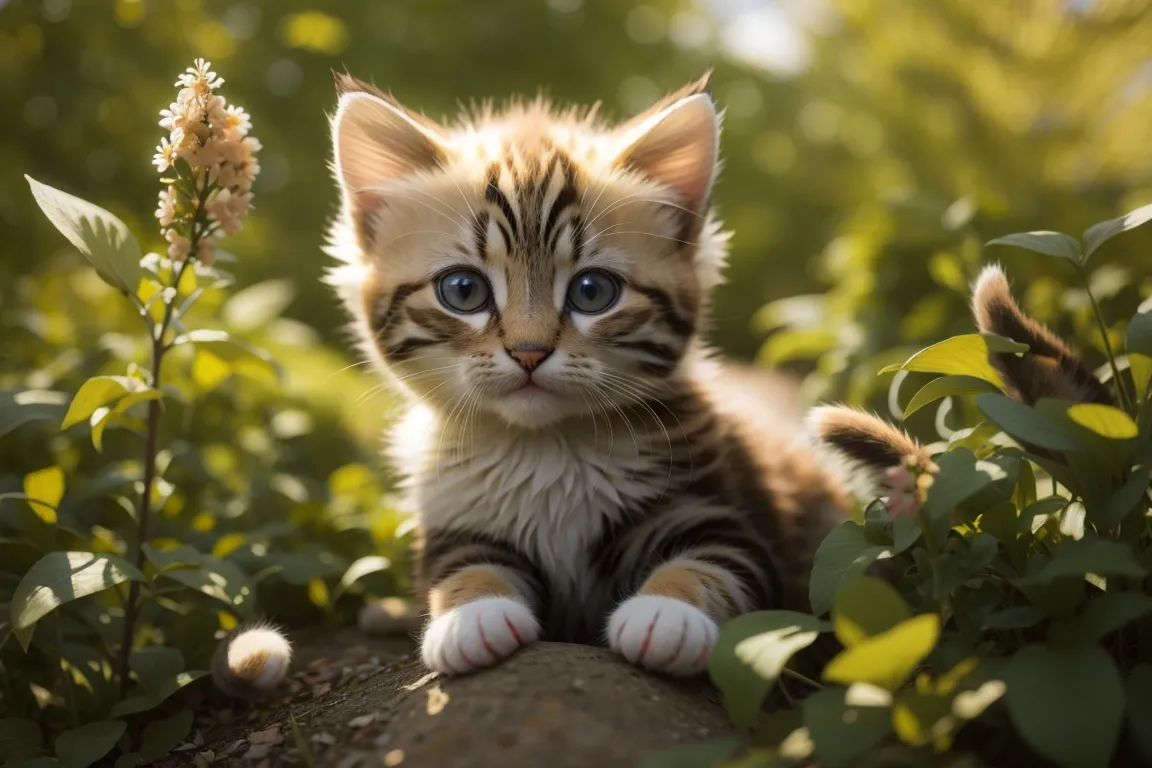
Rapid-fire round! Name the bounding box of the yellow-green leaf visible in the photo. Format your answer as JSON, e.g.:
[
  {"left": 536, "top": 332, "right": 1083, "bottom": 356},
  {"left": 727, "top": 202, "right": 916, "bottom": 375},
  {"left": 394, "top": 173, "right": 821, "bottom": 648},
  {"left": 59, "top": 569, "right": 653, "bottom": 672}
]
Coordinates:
[
  {"left": 191, "top": 350, "right": 232, "bottom": 390},
  {"left": 23, "top": 466, "right": 63, "bottom": 524},
  {"left": 61, "top": 376, "right": 147, "bottom": 430},
  {"left": 832, "top": 576, "right": 911, "bottom": 647},
  {"left": 904, "top": 375, "right": 999, "bottom": 418},
  {"left": 824, "top": 614, "right": 941, "bottom": 691},
  {"left": 879, "top": 334, "right": 1024, "bottom": 387},
  {"left": 1066, "top": 403, "right": 1138, "bottom": 440},
  {"left": 987, "top": 231, "right": 1082, "bottom": 263}
]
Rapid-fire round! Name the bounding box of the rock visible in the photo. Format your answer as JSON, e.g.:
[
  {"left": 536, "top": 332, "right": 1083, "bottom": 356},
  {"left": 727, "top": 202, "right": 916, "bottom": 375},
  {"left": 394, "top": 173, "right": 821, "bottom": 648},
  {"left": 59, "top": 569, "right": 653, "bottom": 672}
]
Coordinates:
[{"left": 187, "top": 641, "right": 733, "bottom": 768}]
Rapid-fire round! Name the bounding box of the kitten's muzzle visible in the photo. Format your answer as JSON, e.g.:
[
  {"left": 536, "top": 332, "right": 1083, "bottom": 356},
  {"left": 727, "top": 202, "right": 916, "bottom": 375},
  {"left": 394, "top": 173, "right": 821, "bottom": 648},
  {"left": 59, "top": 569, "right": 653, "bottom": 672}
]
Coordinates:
[{"left": 506, "top": 344, "right": 553, "bottom": 373}]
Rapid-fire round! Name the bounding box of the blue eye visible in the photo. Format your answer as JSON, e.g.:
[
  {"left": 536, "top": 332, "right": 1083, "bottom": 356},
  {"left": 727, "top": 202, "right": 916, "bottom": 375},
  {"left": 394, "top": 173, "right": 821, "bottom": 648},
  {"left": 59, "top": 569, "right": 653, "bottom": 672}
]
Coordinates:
[
  {"left": 436, "top": 270, "right": 491, "bottom": 313},
  {"left": 567, "top": 271, "right": 620, "bottom": 315}
]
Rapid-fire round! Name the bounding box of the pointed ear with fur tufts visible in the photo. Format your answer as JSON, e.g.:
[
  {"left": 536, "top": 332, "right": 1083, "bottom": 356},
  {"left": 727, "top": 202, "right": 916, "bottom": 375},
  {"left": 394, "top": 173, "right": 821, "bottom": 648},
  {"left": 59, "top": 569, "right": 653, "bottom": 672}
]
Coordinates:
[
  {"left": 330, "top": 74, "right": 448, "bottom": 240},
  {"left": 614, "top": 72, "right": 720, "bottom": 219},
  {"left": 971, "top": 265, "right": 1113, "bottom": 406}
]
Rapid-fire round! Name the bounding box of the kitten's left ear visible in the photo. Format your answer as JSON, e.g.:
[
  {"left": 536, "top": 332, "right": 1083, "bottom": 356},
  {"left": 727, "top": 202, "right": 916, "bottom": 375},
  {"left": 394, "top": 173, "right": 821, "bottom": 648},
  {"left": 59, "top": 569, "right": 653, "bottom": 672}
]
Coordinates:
[{"left": 615, "top": 73, "right": 720, "bottom": 212}]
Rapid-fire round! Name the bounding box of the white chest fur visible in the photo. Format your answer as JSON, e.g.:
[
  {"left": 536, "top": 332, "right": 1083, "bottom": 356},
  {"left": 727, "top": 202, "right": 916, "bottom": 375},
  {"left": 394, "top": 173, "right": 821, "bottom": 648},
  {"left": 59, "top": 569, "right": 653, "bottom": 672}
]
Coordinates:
[{"left": 388, "top": 404, "right": 668, "bottom": 591}]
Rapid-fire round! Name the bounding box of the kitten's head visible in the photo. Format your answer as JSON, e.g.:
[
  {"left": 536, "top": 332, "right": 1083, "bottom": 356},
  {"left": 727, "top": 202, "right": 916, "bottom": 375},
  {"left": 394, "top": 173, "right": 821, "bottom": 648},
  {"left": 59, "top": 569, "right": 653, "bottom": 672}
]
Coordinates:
[{"left": 326, "top": 72, "right": 728, "bottom": 429}]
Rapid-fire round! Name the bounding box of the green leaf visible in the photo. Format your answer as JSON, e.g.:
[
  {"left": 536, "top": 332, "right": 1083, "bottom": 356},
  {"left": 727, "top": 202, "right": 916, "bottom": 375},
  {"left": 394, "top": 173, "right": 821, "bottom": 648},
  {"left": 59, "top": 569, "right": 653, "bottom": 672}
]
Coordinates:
[
  {"left": 879, "top": 333, "right": 1021, "bottom": 387},
  {"left": 143, "top": 544, "right": 254, "bottom": 617},
  {"left": 1068, "top": 592, "right": 1152, "bottom": 643},
  {"left": 23, "top": 466, "right": 63, "bottom": 524},
  {"left": 138, "top": 710, "right": 194, "bottom": 762},
  {"left": 832, "top": 576, "right": 910, "bottom": 647},
  {"left": 709, "top": 611, "right": 828, "bottom": 728},
  {"left": 987, "top": 231, "right": 1082, "bottom": 262},
  {"left": 10, "top": 552, "right": 146, "bottom": 650},
  {"left": 61, "top": 376, "right": 151, "bottom": 431},
  {"left": 332, "top": 555, "right": 392, "bottom": 601},
  {"left": 903, "top": 375, "right": 999, "bottom": 418},
  {"left": 1103, "top": 466, "right": 1152, "bottom": 528},
  {"left": 110, "top": 671, "right": 208, "bottom": 718},
  {"left": 1127, "top": 665, "right": 1152, "bottom": 764},
  {"left": 1127, "top": 311, "right": 1152, "bottom": 399},
  {"left": 1030, "top": 536, "right": 1145, "bottom": 584},
  {"left": 0, "top": 719, "right": 44, "bottom": 763},
  {"left": 803, "top": 687, "right": 891, "bottom": 768},
  {"left": 1083, "top": 202, "right": 1152, "bottom": 259},
  {"left": 172, "top": 330, "right": 281, "bottom": 383},
  {"left": 1005, "top": 644, "right": 1124, "bottom": 768},
  {"left": 130, "top": 646, "right": 185, "bottom": 688},
  {"left": 54, "top": 721, "right": 126, "bottom": 768},
  {"left": 89, "top": 389, "right": 163, "bottom": 452},
  {"left": 982, "top": 606, "right": 1046, "bottom": 631},
  {"left": 0, "top": 389, "right": 68, "bottom": 440},
  {"left": 922, "top": 448, "right": 1006, "bottom": 519},
  {"left": 638, "top": 740, "right": 740, "bottom": 768},
  {"left": 223, "top": 279, "right": 296, "bottom": 333},
  {"left": 25, "top": 175, "right": 143, "bottom": 292},
  {"left": 976, "top": 394, "right": 1087, "bottom": 452},
  {"left": 823, "top": 614, "right": 940, "bottom": 691},
  {"left": 1066, "top": 403, "right": 1138, "bottom": 440},
  {"left": 809, "top": 522, "right": 892, "bottom": 616}
]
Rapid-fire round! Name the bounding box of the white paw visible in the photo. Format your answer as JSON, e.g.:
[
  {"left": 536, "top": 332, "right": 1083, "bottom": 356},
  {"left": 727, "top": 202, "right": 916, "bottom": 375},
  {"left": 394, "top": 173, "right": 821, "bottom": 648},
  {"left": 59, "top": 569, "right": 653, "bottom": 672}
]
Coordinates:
[
  {"left": 607, "top": 595, "right": 718, "bottom": 676},
  {"left": 420, "top": 597, "right": 539, "bottom": 676}
]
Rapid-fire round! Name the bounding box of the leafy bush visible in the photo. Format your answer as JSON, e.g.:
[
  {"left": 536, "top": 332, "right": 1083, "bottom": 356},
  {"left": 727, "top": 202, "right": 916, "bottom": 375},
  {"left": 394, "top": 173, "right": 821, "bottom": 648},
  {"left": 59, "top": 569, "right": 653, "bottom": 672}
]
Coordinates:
[
  {"left": 668, "top": 208, "right": 1152, "bottom": 768},
  {"left": 0, "top": 61, "right": 408, "bottom": 766}
]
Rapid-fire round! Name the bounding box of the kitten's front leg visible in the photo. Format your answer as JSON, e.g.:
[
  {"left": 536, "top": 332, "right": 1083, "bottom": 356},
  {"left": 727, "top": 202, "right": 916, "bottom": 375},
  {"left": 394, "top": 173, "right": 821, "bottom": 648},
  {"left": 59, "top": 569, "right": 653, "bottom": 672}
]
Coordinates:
[
  {"left": 419, "top": 531, "right": 543, "bottom": 676},
  {"left": 607, "top": 544, "right": 771, "bottom": 676}
]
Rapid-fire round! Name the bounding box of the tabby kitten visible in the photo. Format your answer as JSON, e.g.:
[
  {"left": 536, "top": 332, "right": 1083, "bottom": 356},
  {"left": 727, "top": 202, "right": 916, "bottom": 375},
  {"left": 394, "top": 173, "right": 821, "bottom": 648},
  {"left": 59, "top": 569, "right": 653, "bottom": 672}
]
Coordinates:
[{"left": 213, "top": 72, "right": 924, "bottom": 691}]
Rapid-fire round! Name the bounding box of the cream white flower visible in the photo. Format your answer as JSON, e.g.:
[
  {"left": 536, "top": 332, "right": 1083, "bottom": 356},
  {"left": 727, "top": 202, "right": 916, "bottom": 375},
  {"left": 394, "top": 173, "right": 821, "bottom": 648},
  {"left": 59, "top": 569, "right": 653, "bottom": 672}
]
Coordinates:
[{"left": 155, "top": 58, "right": 259, "bottom": 261}]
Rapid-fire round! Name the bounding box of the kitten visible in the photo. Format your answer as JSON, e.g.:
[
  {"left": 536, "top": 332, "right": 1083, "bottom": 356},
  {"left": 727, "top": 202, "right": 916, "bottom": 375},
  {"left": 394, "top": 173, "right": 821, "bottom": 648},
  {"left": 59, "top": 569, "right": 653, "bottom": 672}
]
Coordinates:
[{"left": 212, "top": 72, "right": 929, "bottom": 693}]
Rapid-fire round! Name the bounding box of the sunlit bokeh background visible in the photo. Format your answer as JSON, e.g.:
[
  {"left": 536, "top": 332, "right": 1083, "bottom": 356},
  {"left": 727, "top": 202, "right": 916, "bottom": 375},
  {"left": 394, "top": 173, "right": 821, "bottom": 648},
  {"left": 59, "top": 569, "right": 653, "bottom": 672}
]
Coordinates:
[{"left": 2, "top": 0, "right": 1151, "bottom": 625}]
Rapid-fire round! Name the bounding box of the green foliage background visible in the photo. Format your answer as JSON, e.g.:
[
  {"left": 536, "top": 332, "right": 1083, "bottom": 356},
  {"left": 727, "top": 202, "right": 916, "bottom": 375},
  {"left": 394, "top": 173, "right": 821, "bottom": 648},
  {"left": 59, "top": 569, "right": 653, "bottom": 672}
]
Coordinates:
[{"left": 2, "top": 0, "right": 1152, "bottom": 764}]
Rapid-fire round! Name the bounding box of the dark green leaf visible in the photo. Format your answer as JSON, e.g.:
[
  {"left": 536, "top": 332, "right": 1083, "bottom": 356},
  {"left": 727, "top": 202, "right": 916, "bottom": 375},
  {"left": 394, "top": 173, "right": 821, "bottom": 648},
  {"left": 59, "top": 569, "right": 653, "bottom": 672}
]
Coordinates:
[
  {"left": 809, "top": 523, "right": 891, "bottom": 616},
  {"left": 130, "top": 646, "right": 185, "bottom": 688},
  {"left": 976, "top": 394, "right": 1087, "bottom": 452},
  {"left": 1126, "top": 665, "right": 1152, "bottom": 764},
  {"left": 832, "top": 576, "right": 910, "bottom": 647},
  {"left": 10, "top": 552, "right": 146, "bottom": 650},
  {"left": 139, "top": 710, "right": 194, "bottom": 762},
  {"left": 109, "top": 671, "right": 208, "bottom": 718},
  {"left": 804, "top": 687, "right": 891, "bottom": 768},
  {"left": 709, "top": 611, "right": 828, "bottom": 728},
  {"left": 923, "top": 448, "right": 1006, "bottom": 519},
  {"left": 987, "top": 231, "right": 1082, "bottom": 262},
  {"left": 1030, "top": 537, "right": 1144, "bottom": 584},
  {"left": 1018, "top": 497, "right": 1068, "bottom": 534},
  {"left": 0, "top": 389, "right": 68, "bottom": 440},
  {"left": 1102, "top": 467, "right": 1151, "bottom": 529},
  {"left": 1083, "top": 202, "right": 1152, "bottom": 259},
  {"left": 1068, "top": 592, "right": 1152, "bottom": 643},
  {"left": 638, "top": 739, "right": 740, "bottom": 768},
  {"left": 1127, "top": 311, "right": 1152, "bottom": 399},
  {"left": 983, "top": 606, "right": 1046, "bottom": 630},
  {"left": 143, "top": 544, "right": 254, "bottom": 617},
  {"left": 54, "top": 721, "right": 126, "bottom": 768},
  {"left": 25, "top": 175, "right": 143, "bottom": 292},
  {"left": 1005, "top": 644, "right": 1124, "bottom": 768},
  {"left": 0, "top": 719, "right": 44, "bottom": 763},
  {"left": 904, "top": 375, "right": 1000, "bottom": 418}
]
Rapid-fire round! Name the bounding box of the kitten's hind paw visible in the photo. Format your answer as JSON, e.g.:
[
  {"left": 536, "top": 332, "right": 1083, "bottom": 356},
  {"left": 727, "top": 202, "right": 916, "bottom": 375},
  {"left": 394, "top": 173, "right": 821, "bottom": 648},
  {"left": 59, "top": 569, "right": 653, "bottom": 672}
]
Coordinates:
[
  {"left": 420, "top": 596, "right": 539, "bottom": 676},
  {"left": 608, "top": 595, "right": 718, "bottom": 676}
]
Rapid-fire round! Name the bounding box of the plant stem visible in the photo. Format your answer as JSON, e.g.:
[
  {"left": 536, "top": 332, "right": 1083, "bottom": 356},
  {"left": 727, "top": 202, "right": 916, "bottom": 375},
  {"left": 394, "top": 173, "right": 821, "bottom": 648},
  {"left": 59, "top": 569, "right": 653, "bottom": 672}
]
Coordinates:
[
  {"left": 781, "top": 667, "right": 823, "bottom": 690},
  {"left": 116, "top": 179, "right": 209, "bottom": 697},
  {"left": 1076, "top": 264, "right": 1134, "bottom": 413}
]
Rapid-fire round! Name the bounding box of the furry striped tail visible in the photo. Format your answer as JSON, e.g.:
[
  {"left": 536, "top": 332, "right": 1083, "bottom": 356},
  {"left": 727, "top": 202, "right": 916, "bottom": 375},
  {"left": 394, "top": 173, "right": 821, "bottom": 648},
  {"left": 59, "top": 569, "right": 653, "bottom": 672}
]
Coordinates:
[
  {"left": 971, "top": 264, "right": 1114, "bottom": 407},
  {"left": 210, "top": 622, "right": 293, "bottom": 700}
]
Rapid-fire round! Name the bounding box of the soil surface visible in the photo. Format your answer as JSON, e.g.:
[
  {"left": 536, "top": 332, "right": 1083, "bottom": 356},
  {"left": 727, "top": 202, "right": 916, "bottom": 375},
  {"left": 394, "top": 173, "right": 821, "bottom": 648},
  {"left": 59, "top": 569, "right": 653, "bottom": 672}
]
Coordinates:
[{"left": 159, "top": 630, "right": 733, "bottom": 768}]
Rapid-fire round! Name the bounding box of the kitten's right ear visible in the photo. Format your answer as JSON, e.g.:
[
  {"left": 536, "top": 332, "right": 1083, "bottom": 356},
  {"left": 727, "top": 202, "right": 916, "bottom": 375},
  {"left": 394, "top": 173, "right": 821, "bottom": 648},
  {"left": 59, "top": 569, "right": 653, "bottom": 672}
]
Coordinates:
[{"left": 330, "top": 77, "right": 447, "bottom": 219}]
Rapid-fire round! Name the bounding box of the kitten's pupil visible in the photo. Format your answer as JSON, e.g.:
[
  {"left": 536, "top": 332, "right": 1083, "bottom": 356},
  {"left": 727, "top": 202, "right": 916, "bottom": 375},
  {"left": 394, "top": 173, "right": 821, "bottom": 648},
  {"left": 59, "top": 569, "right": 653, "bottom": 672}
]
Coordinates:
[{"left": 578, "top": 277, "right": 598, "bottom": 302}]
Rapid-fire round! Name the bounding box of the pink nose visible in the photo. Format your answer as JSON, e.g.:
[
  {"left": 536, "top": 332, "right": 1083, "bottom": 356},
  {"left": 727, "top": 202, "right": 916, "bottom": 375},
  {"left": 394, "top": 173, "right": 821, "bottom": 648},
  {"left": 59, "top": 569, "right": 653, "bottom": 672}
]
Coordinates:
[{"left": 507, "top": 345, "right": 553, "bottom": 372}]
